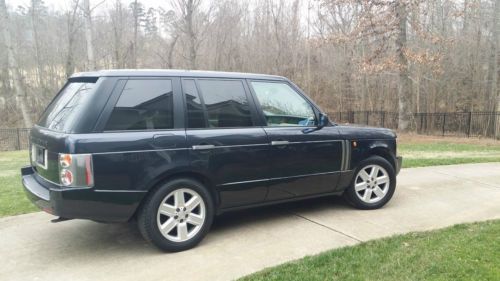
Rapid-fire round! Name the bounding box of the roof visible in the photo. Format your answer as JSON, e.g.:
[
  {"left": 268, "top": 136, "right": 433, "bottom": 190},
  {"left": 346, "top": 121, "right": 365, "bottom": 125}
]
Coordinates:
[{"left": 70, "top": 69, "right": 287, "bottom": 81}]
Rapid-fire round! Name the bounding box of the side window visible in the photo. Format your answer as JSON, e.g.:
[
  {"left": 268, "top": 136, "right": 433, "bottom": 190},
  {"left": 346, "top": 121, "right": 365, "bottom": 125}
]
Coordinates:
[
  {"left": 182, "top": 79, "right": 206, "bottom": 128},
  {"left": 105, "top": 79, "right": 174, "bottom": 130},
  {"left": 196, "top": 80, "right": 253, "bottom": 128},
  {"left": 251, "top": 82, "right": 316, "bottom": 126}
]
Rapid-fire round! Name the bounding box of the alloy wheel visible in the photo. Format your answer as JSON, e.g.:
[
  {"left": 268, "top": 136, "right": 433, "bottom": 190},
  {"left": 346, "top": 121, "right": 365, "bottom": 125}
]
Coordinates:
[
  {"left": 156, "top": 188, "right": 206, "bottom": 243},
  {"left": 354, "top": 164, "right": 390, "bottom": 204}
]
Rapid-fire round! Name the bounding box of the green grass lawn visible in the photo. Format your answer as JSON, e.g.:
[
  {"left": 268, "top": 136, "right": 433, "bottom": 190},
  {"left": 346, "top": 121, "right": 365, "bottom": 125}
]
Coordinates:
[
  {"left": 400, "top": 141, "right": 500, "bottom": 168},
  {"left": 0, "top": 150, "right": 37, "bottom": 217},
  {"left": 0, "top": 140, "right": 498, "bottom": 217},
  {"left": 240, "top": 220, "right": 500, "bottom": 281}
]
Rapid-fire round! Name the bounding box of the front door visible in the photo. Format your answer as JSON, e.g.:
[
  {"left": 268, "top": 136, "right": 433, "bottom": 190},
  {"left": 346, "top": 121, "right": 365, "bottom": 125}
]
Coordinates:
[
  {"left": 182, "top": 78, "right": 270, "bottom": 209},
  {"left": 248, "top": 80, "right": 344, "bottom": 200}
]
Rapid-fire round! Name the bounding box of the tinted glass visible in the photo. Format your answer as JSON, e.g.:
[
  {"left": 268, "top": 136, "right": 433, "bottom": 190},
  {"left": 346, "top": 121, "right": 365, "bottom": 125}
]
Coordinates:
[
  {"left": 105, "top": 79, "right": 174, "bottom": 130},
  {"left": 197, "top": 80, "right": 253, "bottom": 128},
  {"left": 38, "top": 82, "right": 96, "bottom": 132},
  {"left": 251, "top": 82, "right": 315, "bottom": 126},
  {"left": 183, "top": 79, "right": 206, "bottom": 128}
]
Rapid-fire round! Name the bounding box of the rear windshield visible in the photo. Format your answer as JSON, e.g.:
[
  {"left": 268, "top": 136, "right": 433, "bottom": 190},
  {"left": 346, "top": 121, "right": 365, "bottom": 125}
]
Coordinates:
[{"left": 37, "top": 81, "right": 97, "bottom": 132}]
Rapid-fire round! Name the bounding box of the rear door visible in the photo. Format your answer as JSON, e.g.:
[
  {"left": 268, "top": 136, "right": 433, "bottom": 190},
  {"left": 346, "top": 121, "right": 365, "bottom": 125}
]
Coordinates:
[
  {"left": 182, "top": 78, "right": 270, "bottom": 209},
  {"left": 248, "top": 80, "right": 343, "bottom": 200},
  {"left": 88, "top": 77, "right": 188, "bottom": 192}
]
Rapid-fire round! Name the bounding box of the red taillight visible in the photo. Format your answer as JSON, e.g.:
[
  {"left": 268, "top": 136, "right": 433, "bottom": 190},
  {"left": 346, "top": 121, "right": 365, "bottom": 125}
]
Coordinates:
[
  {"left": 58, "top": 153, "right": 93, "bottom": 187},
  {"left": 60, "top": 169, "right": 73, "bottom": 185},
  {"left": 85, "top": 155, "right": 94, "bottom": 186}
]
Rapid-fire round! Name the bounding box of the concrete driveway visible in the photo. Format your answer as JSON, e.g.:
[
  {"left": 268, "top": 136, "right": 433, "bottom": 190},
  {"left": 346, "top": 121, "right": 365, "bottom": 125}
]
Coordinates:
[{"left": 1, "top": 163, "right": 500, "bottom": 281}]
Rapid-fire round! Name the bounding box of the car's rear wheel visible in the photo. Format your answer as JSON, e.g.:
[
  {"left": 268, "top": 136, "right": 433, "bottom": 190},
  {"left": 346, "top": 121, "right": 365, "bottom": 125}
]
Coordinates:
[
  {"left": 138, "top": 178, "right": 214, "bottom": 252},
  {"left": 344, "top": 156, "right": 396, "bottom": 210}
]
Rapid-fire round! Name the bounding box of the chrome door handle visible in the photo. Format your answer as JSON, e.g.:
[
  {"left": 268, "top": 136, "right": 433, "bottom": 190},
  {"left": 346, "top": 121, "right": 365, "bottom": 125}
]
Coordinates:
[
  {"left": 192, "top": 144, "right": 216, "bottom": 150},
  {"left": 271, "top": 140, "right": 289, "bottom": 146}
]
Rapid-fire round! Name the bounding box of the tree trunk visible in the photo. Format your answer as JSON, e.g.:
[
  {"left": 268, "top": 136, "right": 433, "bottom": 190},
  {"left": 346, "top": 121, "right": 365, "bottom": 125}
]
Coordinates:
[
  {"left": 490, "top": 0, "right": 500, "bottom": 138},
  {"left": 186, "top": 0, "right": 197, "bottom": 69},
  {"left": 131, "top": 0, "right": 139, "bottom": 68},
  {"left": 167, "top": 35, "right": 178, "bottom": 69},
  {"left": 30, "top": 0, "right": 44, "bottom": 88},
  {"left": 65, "top": 0, "right": 79, "bottom": 78},
  {"left": 0, "top": 0, "right": 32, "bottom": 128},
  {"left": 395, "top": 1, "right": 412, "bottom": 131},
  {"left": 83, "top": 0, "right": 95, "bottom": 70},
  {"left": 112, "top": 0, "right": 124, "bottom": 68}
]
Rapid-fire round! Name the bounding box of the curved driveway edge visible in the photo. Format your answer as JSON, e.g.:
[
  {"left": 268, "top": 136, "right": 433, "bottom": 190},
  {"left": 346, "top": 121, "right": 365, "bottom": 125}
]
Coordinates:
[{"left": 1, "top": 162, "right": 500, "bottom": 281}]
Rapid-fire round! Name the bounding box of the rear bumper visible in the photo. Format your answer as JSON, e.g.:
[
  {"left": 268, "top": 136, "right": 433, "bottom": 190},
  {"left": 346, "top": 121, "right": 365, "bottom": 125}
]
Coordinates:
[
  {"left": 21, "top": 166, "right": 146, "bottom": 222},
  {"left": 396, "top": 156, "right": 403, "bottom": 175}
]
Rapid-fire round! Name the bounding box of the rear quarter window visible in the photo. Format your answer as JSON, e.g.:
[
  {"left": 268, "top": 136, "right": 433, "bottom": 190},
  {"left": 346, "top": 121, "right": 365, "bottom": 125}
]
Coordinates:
[{"left": 38, "top": 81, "right": 97, "bottom": 132}]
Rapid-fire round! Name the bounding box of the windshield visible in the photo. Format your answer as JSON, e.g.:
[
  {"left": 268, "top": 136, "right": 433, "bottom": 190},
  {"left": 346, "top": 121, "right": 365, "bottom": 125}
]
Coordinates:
[{"left": 37, "top": 81, "right": 97, "bottom": 132}]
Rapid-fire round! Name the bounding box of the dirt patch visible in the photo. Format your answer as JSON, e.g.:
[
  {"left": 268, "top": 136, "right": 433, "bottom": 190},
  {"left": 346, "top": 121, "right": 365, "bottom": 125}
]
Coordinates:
[
  {"left": 398, "top": 133, "right": 500, "bottom": 146},
  {"left": 401, "top": 150, "right": 500, "bottom": 159}
]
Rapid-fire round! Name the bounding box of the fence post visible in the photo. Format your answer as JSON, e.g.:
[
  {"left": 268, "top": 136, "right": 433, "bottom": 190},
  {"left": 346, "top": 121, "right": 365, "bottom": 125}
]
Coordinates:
[
  {"left": 467, "top": 112, "right": 472, "bottom": 137},
  {"left": 442, "top": 113, "right": 446, "bottom": 136},
  {"left": 381, "top": 111, "right": 385, "bottom": 127},
  {"left": 16, "top": 128, "right": 21, "bottom": 150},
  {"left": 365, "top": 111, "right": 369, "bottom": 125},
  {"left": 420, "top": 114, "right": 424, "bottom": 133}
]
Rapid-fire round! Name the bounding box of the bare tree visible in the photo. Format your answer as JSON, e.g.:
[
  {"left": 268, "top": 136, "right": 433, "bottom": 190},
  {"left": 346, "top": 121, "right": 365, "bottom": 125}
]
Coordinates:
[
  {"left": 0, "top": 0, "right": 499, "bottom": 132},
  {"left": 65, "top": 0, "right": 80, "bottom": 77},
  {"left": 395, "top": 1, "right": 412, "bottom": 131},
  {"left": 0, "top": 0, "right": 32, "bottom": 128},
  {"left": 171, "top": 0, "right": 211, "bottom": 69},
  {"left": 82, "top": 0, "right": 95, "bottom": 70}
]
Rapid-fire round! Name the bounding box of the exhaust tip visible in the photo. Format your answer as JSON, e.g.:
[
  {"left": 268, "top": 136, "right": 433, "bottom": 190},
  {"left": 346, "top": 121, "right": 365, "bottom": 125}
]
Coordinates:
[{"left": 51, "top": 217, "right": 73, "bottom": 223}]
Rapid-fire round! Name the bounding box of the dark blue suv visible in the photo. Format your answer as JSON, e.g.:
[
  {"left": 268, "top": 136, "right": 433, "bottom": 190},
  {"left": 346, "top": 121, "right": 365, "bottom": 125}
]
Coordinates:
[{"left": 22, "top": 70, "right": 402, "bottom": 251}]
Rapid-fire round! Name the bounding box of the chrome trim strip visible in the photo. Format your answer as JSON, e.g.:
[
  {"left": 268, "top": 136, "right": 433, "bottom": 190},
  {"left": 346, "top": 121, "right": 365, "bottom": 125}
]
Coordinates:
[
  {"left": 341, "top": 140, "right": 346, "bottom": 170},
  {"left": 220, "top": 178, "right": 269, "bottom": 186},
  {"left": 82, "top": 140, "right": 344, "bottom": 155},
  {"left": 94, "top": 189, "right": 147, "bottom": 193},
  {"left": 206, "top": 143, "right": 269, "bottom": 149},
  {"left": 287, "top": 140, "right": 343, "bottom": 145},
  {"left": 220, "top": 170, "right": 339, "bottom": 186},
  {"left": 345, "top": 140, "right": 351, "bottom": 170},
  {"left": 91, "top": 148, "right": 191, "bottom": 155}
]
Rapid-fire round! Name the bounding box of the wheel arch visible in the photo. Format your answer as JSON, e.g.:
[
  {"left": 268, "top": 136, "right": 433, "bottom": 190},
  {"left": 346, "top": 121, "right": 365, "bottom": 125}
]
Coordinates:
[
  {"left": 131, "top": 170, "right": 219, "bottom": 221},
  {"left": 368, "top": 146, "right": 396, "bottom": 171}
]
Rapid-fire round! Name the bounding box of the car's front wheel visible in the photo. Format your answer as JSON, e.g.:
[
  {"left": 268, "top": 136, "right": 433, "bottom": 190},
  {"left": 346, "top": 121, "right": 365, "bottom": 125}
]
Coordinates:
[
  {"left": 344, "top": 156, "right": 396, "bottom": 210},
  {"left": 137, "top": 178, "right": 214, "bottom": 252}
]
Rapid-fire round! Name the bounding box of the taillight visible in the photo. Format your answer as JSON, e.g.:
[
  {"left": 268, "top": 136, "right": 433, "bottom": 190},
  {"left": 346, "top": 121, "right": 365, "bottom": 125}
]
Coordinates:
[
  {"left": 58, "top": 153, "right": 94, "bottom": 187},
  {"left": 60, "top": 169, "right": 73, "bottom": 185},
  {"left": 59, "top": 154, "right": 72, "bottom": 168}
]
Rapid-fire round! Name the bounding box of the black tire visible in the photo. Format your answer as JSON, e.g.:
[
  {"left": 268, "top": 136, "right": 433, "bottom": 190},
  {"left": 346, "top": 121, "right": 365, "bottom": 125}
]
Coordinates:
[
  {"left": 137, "top": 178, "right": 214, "bottom": 252},
  {"left": 344, "top": 156, "right": 396, "bottom": 210}
]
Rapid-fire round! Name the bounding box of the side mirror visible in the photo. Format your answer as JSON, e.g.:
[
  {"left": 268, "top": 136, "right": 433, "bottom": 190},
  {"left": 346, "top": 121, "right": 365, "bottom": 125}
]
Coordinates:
[
  {"left": 302, "top": 113, "right": 329, "bottom": 134},
  {"left": 318, "top": 113, "right": 329, "bottom": 128}
]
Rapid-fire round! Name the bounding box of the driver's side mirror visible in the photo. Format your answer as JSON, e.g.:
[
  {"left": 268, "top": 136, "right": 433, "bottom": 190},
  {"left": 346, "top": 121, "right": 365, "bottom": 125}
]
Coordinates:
[
  {"left": 302, "top": 113, "right": 330, "bottom": 134},
  {"left": 318, "top": 113, "right": 329, "bottom": 128}
]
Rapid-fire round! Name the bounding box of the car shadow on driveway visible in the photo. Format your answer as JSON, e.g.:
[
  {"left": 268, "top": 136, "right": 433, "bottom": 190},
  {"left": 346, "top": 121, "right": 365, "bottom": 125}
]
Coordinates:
[{"left": 37, "top": 195, "right": 351, "bottom": 257}]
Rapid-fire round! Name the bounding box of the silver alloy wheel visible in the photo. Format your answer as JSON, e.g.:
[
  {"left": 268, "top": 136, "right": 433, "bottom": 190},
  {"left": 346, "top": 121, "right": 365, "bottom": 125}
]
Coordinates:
[
  {"left": 354, "top": 164, "right": 390, "bottom": 204},
  {"left": 156, "top": 188, "right": 206, "bottom": 243}
]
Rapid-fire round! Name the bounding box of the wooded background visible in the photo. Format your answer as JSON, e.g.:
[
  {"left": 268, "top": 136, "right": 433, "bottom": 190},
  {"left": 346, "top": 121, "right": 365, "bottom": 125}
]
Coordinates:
[{"left": 0, "top": 0, "right": 499, "bottom": 131}]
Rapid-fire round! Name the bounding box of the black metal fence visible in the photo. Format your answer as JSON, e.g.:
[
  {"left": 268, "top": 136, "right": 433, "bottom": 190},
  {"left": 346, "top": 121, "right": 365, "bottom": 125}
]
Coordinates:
[
  {"left": 329, "top": 111, "right": 500, "bottom": 138},
  {"left": 0, "top": 111, "right": 498, "bottom": 151},
  {"left": 0, "top": 128, "right": 30, "bottom": 151}
]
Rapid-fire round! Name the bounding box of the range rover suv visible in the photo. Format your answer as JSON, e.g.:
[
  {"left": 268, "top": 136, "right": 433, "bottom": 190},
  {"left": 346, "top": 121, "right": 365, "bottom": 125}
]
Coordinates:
[{"left": 22, "top": 70, "right": 402, "bottom": 252}]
